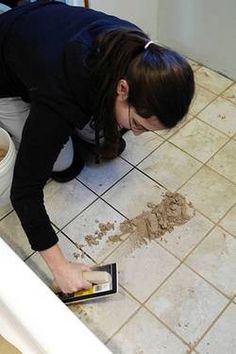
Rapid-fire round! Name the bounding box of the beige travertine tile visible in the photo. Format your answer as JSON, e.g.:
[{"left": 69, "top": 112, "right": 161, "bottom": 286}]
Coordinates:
[
  {"left": 0, "top": 336, "right": 21, "bottom": 354},
  {"left": 107, "top": 307, "right": 188, "bottom": 354},
  {"left": 70, "top": 286, "right": 140, "bottom": 343},
  {"left": 63, "top": 199, "right": 128, "bottom": 264},
  {"left": 179, "top": 166, "right": 236, "bottom": 222},
  {"left": 186, "top": 227, "right": 236, "bottom": 298},
  {"left": 0, "top": 210, "right": 32, "bottom": 260},
  {"left": 138, "top": 141, "right": 202, "bottom": 191},
  {"left": 207, "top": 139, "right": 236, "bottom": 183},
  {"left": 169, "top": 118, "right": 229, "bottom": 163},
  {"left": 25, "top": 232, "right": 95, "bottom": 287},
  {"left": 194, "top": 67, "right": 232, "bottom": 94},
  {"left": 120, "top": 130, "right": 164, "bottom": 165},
  {"left": 196, "top": 303, "right": 236, "bottom": 354},
  {"left": 146, "top": 264, "right": 227, "bottom": 345},
  {"left": 156, "top": 211, "right": 213, "bottom": 260},
  {"left": 102, "top": 169, "right": 165, "bottom": 219},
  {"left": 0, "top": 202, "right": 13, "bottom": 220},
  {"left": 78, "top": 156, "right": 132, "bottom": 195},
  {"left": 219, "top": 205, "right": 236, "bottom": 237},
  {"left": 189, "top": 85, "right": 216, "bottom": 116},
  {"left": 222, "top": 82, "right": 236, "bottom": 105},
  {"left": 44, "top": 179, "right": 97, "bottom": 228},
  {"left": 156, "top": 114, "right": 193, "bottom": 140},
  {"left": 105, "top": 239, "right": 179, "bottom": 303},
  {"left": 198, "top": 97, "right": 236, "bottom": 137}
]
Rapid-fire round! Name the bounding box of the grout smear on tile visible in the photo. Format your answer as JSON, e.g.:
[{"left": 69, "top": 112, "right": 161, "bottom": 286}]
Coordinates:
[{"left": 78, "top": 192, "right": 195, "bottom": 254}]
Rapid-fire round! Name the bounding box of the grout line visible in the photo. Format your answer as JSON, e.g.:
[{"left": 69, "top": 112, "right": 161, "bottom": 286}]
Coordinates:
[
  {"left": 58, "top": 228, "right": 98, "bottom": 264},
  {"left": 99, "top": 167, "right": 136, "bottom": 197},
  {"left": 183, "top": 262, "right": 234, "bottom": 300},
  {"left": 172, "top": 141, "right": 236, "bottom": 187},
  {"left": 144, "top": 305, "right": 195, "bottom": 349},
  {"left": 135, "top": 167, "right": 168, "bottom": 190},
  {"left": 104, "top": 306, "right": 142, "bottom": 346},
  {"left": 196, "top": 115, "right": 234, "bottom": 139},
  {"left": 121, "top": 134, "right": 166, "bottom": 168},
  {"left": 0, "top": 208, "right": 14, "bottom": 222},
  {"left": 23, "top": 250, "right": 36, "bottom": 262},
  {"left": 194, "top": 71, "right": 235, "bottom": 96},
  {"left": 186, "top": 299, "right": 234, "bottom": 351},
  {"left": 106, "top": 300, "right": 192, "bottom": 351},
  {"left": 58, "top": 195, "right": 100, "bottom": 231}
]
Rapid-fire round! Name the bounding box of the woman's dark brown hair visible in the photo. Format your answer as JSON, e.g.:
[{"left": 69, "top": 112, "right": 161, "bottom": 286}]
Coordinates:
[{"left": 88, "top": 27, "right": 195, "bottom": 159}]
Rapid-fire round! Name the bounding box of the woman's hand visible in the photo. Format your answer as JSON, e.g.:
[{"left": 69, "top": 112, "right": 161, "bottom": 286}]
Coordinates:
[
  {"left": 52, "top": 261, "right": 93, "bottom": 294},
  {"left": 39, "top": 243, "right": 93, "bottom": 294}
]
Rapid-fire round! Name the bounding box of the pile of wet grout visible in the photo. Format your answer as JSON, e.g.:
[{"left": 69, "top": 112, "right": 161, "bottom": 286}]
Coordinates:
[{"left": 75, "top": 192, "right": 194, "bottom": 256}]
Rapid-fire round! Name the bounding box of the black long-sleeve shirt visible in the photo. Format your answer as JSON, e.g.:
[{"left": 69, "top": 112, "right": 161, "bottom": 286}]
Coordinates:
[{"left": 0, "top": 1, "right": 136, "bottom": 250}]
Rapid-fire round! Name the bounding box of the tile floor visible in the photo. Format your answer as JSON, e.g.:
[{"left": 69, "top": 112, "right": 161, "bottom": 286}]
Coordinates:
[{"left": 0, "top": 60, "right": 236, "bottom": 354}]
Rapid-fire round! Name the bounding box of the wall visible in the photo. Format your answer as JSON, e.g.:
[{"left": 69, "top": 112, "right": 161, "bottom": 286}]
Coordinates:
[
  {"left": 89, "top": 0, "right": 159, "bottom": 40},
  {"left": 157, "top": 0, "right": 236, "bottom": 79}
]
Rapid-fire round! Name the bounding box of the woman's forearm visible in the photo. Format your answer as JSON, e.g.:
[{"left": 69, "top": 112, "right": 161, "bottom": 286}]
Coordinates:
[{"left": 39, "top": 243, "right": 67, "bottom": 273}]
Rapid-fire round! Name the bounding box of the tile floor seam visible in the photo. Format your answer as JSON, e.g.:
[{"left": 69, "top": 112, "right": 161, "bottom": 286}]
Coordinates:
[
  {"left": 135, "top": 166, "right": 169, "bottom": 190},
  {"left": 106, "top": 303, "right": 192, "bottom": 351},
  {"left": 145, "top": 296, "right": 232, "bottom": 352},
  {"left": 190, "top": 84, "right": 218, "bottom": 111},
  {"left": 98, "top": 167, "right": 136, "bottom": 197},
  {"left": 0, "top": 208, "right": 13, "bottom": 222},
  {"left": 183, "top": 262, "right": 234, "bottom": 301},
  {"left": 153, "top": 114, "right": 194, "bottom": 140},
  {"left": 218, "top": 224, "right": 236, "bottom": 239},
  {"left": 134, "top": 142, "right": 221, "bottom": 196},
  {"left": 122, "top": 135, "right": 167, "bottom": 167},
  {"left": 196, "top": 114, "right": 235, "bottom": 139},
  {"left": 101, "top": 240, "right": 183, "bottom": 303},
  {"left": 117, "top": 283, "right": 145, "bottom": 306},
  {"left": 68, "top": 196, "right": 146, "bottom": 263},
  {"left": 98, "top": 196, "right": 134, "bottom": 222},
  {"left": 199, "top": 115, "right": 234, "bottom": 142},
  {"left": 175, "top": 163, "right": 236, "bottom": 203},
  {"left": 186, "top": 158, "right": 235, "bottom": 187},
  {"left": 57, "top": 228, "right": 99, "bottom": 264},
  {"left": 213, "top": 203, "right": 236, "bottom": 229},
  {"left": 189, "top": 201, "right": 236, "bottom": 239},
  {"left": 23, "top": 251, "right": 35, "bottom": 262},
  {"left": 160, "top": 138, "right": 205, "bottom": 165},
  {"left": 176, "top": 223, "right": 223, "bottom": 262},
  {"left": 194, "top": 80, "right": 235, "bottom": 97},
  {"left": 140, "top": 261, "right": 183, "bottom": 304},
  {"left": 174, "top": 196, "right": 236, "bottom": 232},
  {"left": 143, "top": 305, "right": 193, "bottom": 349},
  {"left": 181, "top": 88, "right": 224, "bottom": 124},
  {"left": 95, "top": 236, "right": 131, "bottom": 265},
  {"left": 203, "top": 136, "right": 236, "bottom": 165},
  {"left": 181, "top": 83, "right": 236, "bottom": 135},
  {"left": 185, "top": 299, "right": 234, "bottom": 352},
  {"left": 154, "top": 220, "right": 216, "bottom": 263},
  {"left": 168, "top": 121, "right": 232, "bottom": 165},
  {"left": 57, "top": 195, "right": 100, "bottom": 231},
  {"left": 104, "top": 306, "right": 142, "bottom": 345}
]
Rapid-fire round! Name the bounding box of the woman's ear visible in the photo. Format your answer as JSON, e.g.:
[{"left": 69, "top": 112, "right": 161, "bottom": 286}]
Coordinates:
[{"left": 116, "top": 79, "right": 129, "bottom": 101}]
